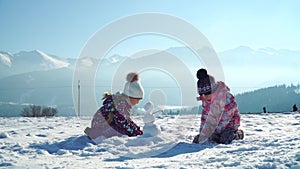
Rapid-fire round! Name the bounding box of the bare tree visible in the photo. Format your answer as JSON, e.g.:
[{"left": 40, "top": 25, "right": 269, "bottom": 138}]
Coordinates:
[
  {"left": 21, "top": 106, "right": 31, "bottom": 117},
  {"left": 42, "top": 107, "right": 57, "bottom": 117},
  {"left": 21, "top": 105, "right": 57, "bottom": 117}
]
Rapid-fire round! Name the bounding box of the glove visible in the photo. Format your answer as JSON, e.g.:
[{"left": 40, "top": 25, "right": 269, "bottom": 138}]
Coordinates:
[
  {"left": 192, "top": 135, "right": 199, "bottom": 143},
  {"left": 192, "top": 134, "right": 208, "bottom": 144},
  {"left": 137, "top": 130, "right": 143, "bottom": 135}
]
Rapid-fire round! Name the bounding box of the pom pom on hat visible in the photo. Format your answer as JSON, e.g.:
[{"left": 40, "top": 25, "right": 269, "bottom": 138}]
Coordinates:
[
  {"left": 123, "top": 72, "right": 144, "bottom": 99},
  {"left": 196, "top": 68, "right": 217, "bottom": 96},
  {"left": 126, "top": 72, "right": 139, "bottom": 82},
  {"left": 197, "top": 68, "right": 208, "bottom": 80}
]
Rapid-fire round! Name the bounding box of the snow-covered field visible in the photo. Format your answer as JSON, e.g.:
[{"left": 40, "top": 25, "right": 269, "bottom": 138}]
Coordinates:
[{"left": 1, "top": 113, "right": 300, "bottom": 169}]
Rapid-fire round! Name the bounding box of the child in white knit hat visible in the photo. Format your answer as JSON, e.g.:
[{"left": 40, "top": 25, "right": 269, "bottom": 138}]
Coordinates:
[{"left": 84, "top": 72, "right": 144, "bottom": 143}]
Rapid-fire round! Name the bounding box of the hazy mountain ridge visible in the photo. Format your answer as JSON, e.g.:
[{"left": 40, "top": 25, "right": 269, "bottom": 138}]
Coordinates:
[
  {"left": 0, "top": 68, "right": 75, "bottom": 117},
  {"left": 218, "top": 46, "right": 300, "bottom": 68},
  {"left": 0, "top": 46, "right": 299, "bottom": 116},
  {"left": 2, "top": 46, "right": 299, "bottom": 79}
]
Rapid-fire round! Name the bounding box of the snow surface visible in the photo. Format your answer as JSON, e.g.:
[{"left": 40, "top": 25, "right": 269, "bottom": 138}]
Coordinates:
[{"left": 1, "top": 113, "right": 300, "bottom": 169}]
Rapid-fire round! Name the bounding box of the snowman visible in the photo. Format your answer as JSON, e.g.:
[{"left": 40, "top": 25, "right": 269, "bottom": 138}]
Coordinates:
[{"left": 142, "top": 102, "right": 161, "bottom": 137}]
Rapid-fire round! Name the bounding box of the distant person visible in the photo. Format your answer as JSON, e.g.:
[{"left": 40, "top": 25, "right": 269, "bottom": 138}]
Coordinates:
[
  {"left": 293, "top": 104, "right": 298, "bottom": 112},
  {"left": 263, "top": 107, "right": 267, "bottom": 113},
  {"left": 193, "top": 68, "right": 244, "bottom": 144},
  {"left": 84, "top": 72, "right": 144, "bottom": 143}
]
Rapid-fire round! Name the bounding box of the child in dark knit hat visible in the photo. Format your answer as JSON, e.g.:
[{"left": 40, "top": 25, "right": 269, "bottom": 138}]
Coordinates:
[
  {"left": 84, "top": 72, "right": 144, "bottom": 144},
  {"left": 193, "top": 68, "right": 244, "bottom": 144}
]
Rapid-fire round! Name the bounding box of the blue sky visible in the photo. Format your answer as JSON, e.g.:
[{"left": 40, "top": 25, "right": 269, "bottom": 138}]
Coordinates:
[{"left": 0, "top": 0, "right": 299, "bottom": 58}]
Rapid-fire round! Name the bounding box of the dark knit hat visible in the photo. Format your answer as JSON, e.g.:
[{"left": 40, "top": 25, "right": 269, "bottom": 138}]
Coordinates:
[{"left": 196, "top": 68, "right": 217, "bottom": 95}]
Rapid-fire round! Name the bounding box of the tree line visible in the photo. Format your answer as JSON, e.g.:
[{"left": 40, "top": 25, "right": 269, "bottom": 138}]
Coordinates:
[
  {"left": 236, "top": 84, "right": 300, "bottom": 113},
  {"left": 21, "top": 105, "right": 57, "bottom": 117}
]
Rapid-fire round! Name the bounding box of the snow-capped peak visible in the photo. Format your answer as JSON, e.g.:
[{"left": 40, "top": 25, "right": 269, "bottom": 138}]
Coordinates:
[
  {"left": 0, "top": 52, "right": 12, "bottom": 67},
  {"left": 35, "top": 50, "right": 69, "bottom": 68},
  {"left": 13, "top": 50, "right": 69, "bottom": 69},
  {"left": 106, "top": 54, "right": 125, "bottom": 64}
]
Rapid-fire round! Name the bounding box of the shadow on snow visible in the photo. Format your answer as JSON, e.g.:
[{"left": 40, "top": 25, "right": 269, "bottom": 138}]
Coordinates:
[
  {"left": 29, "top": 135, "right": 96, "bottom": 154},
  {"left": 105, "top": 142, "right": 213, "bottom": 162},
  {"left": 153, "top": 142, "right": 212, "bottom": 158}
]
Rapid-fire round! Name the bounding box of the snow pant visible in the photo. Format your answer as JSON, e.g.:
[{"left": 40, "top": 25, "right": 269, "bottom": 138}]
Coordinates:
[
  {"left": 84, "top": 124, "right": 123, "bottom": 140},
  {"left": 209, "top": 128, "right": 244, "bottom": 144},
  {"left": 193, "top": 128, "right": 244, "bottom": 144}
]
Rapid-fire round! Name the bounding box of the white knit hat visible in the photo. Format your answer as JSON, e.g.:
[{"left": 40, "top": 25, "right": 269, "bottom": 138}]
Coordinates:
[{"left": 123, "top": 72, "right": 144, "bottom": 99}]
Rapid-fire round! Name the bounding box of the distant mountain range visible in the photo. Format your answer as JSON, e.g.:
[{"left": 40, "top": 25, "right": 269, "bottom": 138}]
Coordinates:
[
  {"left": 0, "top": 46, "right": 299, "bottom": 116},
  {"left": 0, "top": 50, "right": 69, "bottom": 78}
]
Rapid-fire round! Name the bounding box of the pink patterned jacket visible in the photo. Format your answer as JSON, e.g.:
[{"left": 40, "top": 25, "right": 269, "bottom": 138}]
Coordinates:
[{"left": 197, "top": 82, "right": 240, "bottom": 142}]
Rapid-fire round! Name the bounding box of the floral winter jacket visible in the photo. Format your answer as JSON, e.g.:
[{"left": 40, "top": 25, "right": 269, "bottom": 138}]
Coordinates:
[
  {"left": 88, "top": 92, "right": 143, "bottom": 139},
  {"left": 196, "top": 82, "right": 240, "bottom": 143}
]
